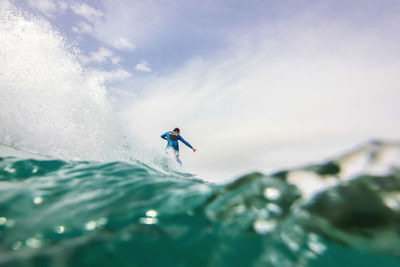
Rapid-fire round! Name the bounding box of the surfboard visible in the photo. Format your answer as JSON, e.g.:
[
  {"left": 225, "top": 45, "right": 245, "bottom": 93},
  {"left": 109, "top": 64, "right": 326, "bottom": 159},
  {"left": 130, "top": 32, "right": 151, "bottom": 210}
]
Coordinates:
[
  {"left": 173, "top": 171, "right": 197, "bottom": 177},
  {"left": 181, "top": 172, "right": 197, "bottom": 177}
]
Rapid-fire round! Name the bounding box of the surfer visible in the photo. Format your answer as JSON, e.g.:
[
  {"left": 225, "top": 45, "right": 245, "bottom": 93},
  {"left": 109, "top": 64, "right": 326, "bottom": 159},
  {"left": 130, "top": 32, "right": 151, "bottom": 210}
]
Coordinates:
[{"left": 161, "top": 128, "right": 196, "bottom": 165}]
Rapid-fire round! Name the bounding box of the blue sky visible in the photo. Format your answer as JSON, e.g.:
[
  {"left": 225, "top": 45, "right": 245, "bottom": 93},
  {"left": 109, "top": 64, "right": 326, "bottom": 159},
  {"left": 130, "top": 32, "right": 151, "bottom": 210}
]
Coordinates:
[
  {"left": 19, "top": 0, "right": 400, "bottom": 77},
  {"left": 8, "top": 0, "right": 400, "bottom": 182}
]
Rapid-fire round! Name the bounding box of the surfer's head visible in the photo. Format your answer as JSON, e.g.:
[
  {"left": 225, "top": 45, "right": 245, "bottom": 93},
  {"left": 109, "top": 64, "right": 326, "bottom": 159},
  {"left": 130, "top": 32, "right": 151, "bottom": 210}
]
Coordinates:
[{"left": 173, "top": 128, "right": 180, "bottom": 134}]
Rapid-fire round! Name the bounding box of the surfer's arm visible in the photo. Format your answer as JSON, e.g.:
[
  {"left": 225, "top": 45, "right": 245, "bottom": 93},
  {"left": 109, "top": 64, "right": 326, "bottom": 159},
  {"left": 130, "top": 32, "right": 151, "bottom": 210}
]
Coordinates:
[
  {"left": 161, "top": 132, "right": 168, "bottom": 140},
  {"left": 178, "top": 136, "right": 193, "bottom": 149}
]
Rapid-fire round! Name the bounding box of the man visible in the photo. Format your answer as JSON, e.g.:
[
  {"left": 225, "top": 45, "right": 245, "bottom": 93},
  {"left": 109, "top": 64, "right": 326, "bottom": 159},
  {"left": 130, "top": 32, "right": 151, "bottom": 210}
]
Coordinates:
[{"left": 161, "top": 128, "right": 196, "bottom": 165}]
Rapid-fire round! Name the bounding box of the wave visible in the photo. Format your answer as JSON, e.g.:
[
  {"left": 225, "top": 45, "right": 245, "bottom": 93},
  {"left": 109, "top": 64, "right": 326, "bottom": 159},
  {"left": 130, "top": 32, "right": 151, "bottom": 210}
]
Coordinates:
[{"left": 0, "top": 140, "right": 399, "bottom": 267}]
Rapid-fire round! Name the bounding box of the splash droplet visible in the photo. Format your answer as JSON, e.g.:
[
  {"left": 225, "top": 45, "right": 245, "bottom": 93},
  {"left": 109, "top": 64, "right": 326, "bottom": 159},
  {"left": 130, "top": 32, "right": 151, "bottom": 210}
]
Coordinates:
[
  {"left": 33, "top": 196, "right": 43, "bottom": 204},
  {"left": 55, "top": 225, "right": 65, "bottom": 234},
  {"left": 253, "top": 219, "right": 276, "bottom": 234},
  {"left": 146, "top": 210, "right": 158, "bottom": 218},
  {"left": 139, "top": 217, "right": 158, "bottom": 225},
  {"left": 32, "top": 166, "right": 39, "bottom": 173},
  {"left": 4, "top": 166, "right": 16, "bottom": 173},
  {"left": 12, "top": 241, "right": 23, "bottom": 250},
  {"left": 97, "top": 217, "right": 108, "bottom": 226},
  {"left": 264, "top": 187, "right": 281, "bottom": 201},
  {"left": 85, "top": 221, "right": 97, "bottom": 231},
  {"left": 0, "top": 217, "right": 7, "bottom": 225},
  {"left": 26, "top": 237, "right": 42, "bottom": 248},
  {"left": 267, "top": 203, "right": 282, "bottom": 215}
]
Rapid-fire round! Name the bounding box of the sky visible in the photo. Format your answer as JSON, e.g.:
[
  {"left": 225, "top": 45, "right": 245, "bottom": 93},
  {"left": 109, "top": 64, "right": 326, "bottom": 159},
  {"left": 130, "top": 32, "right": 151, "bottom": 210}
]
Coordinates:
[{"left": 10, "top": 0, "right": 400, "bottom": 182}]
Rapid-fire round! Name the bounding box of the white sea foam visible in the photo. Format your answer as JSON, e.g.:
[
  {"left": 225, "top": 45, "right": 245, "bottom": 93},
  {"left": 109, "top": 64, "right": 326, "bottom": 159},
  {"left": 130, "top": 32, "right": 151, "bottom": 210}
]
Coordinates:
[{"left": 0, "top": 3, "right": 136, "bottom": 164}]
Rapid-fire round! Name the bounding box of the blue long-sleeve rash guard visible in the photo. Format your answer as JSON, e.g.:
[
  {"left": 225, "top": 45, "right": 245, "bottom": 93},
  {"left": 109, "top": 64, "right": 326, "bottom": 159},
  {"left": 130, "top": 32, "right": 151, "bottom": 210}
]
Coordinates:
[{"left": 161, "top": 132, "right": 193, "bottom": 152}]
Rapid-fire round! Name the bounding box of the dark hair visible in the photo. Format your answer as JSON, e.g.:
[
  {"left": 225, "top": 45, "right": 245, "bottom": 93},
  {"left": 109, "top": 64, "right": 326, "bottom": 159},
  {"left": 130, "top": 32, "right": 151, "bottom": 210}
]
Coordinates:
[{"left": 173, "top": 128, "right": 180, "bottom": 133}]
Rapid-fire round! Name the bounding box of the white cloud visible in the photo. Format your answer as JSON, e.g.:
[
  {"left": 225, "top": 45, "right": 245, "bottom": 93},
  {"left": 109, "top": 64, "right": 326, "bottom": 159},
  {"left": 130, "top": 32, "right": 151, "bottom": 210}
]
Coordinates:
[
  {"left": 88, "top": 47, "right": 122, "bottom": 66},
  {"left": 70, "top": 2, "right": 103, "bottom": 23},
  {"left": 89, "top": 47, "right": 113, "bottom": 63},
  {"left": 58, "top": 1, "right": 68, "bottom": 10},
  {"left": 135, "top": 61, "right": 151, "bottom": 72},
  {"left": 95, "top": 68, "right": 132, "bottom": 83},
  {"left": 111, "top": 56, "right": 121, "bottom": 65},
  {"left": 27, "top": 0, "right": 57, "bottom": 17},
  {"left": 78, "top": 54, "right": 90, "bottom": 65},
  {"left": 87, "top": 0, "right": 166, "bottom": 51},
  {"left": 113, "top": 37, "right": 135, "bottom": 51},
  {"left": 72, "top": 21, "right": 93, "bottom": 34},
  {"left": 26, "top": 0, "right": 69, "bottom": 16}
]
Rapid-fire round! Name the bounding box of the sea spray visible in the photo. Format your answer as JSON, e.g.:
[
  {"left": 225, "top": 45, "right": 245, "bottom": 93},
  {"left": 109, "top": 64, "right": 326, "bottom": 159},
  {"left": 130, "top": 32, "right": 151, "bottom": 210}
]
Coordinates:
[{"left": 0, "top": 2, "right": 112, "bottom": 160}]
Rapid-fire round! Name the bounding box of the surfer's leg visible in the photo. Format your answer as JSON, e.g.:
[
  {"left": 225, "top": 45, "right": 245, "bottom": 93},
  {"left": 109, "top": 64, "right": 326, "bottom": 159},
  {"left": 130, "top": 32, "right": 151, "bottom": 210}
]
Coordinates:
[{"left": 174, "top": 150, "right": 182, "bottom": 166}]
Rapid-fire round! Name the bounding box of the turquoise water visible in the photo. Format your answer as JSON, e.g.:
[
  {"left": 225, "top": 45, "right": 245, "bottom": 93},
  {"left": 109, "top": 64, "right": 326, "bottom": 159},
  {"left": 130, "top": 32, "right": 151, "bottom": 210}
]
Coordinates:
[{"left": 1, "top": 141, "right": 399, "bottom": 267}]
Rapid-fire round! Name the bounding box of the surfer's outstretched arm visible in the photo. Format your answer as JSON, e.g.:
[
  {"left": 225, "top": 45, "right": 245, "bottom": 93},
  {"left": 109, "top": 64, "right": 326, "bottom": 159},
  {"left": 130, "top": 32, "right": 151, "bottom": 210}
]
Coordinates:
[
  {"left": 161, "top": 132, "right": 168, "bottom": 140},
  {"left": 178, "top": 136, "right": 196, "bottom": 151}
]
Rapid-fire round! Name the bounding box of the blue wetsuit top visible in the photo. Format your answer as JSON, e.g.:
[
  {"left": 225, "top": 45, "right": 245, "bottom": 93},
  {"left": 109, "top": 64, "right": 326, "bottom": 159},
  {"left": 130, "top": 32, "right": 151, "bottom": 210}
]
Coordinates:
[{"left": 161, "top": 132, "right": 193, "bottom": 152}]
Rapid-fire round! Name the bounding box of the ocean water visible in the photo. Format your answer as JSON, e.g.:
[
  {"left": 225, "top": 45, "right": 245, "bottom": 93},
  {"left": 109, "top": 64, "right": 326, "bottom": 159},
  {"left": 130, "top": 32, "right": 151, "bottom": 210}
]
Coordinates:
[
  {"left": 1, "top": 2, "right": 400, "bottom": 266},
  {"left": 1, "top": 141, "right": 400, "bottom": 267}
]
